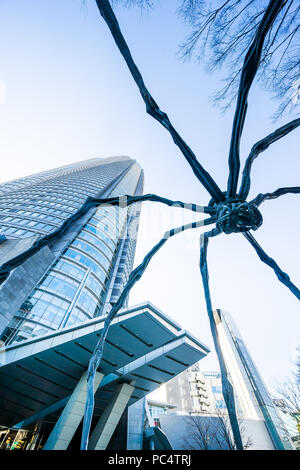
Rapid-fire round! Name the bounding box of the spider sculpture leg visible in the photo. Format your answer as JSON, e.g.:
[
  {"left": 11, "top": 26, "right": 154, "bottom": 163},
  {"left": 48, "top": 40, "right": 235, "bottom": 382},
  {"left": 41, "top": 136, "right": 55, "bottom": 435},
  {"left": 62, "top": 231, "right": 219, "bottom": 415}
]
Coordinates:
[
  {"left": 226, "top": 0, "right": 285, "bottom": 198},
  {"left": 80, "top": 235, "right": 169, "bottom": 450},
  {"left": 239, "top": 119, "right": 300, "bottom": 201},
  {"left": 243, "top": 231, "right": 300, "bottom": 301},
  {"left": 199, "top": 227, "right": 244, "bottom": 450},
  {"left": 251, "top": 186, "right": 300, "bottom": 207},
  {"left": 95, "top": 0, "right": 225, "bottom": 203},
  {"left": 80, "top": 216, "right": 216, "bottom": 450},
  {"left": 0, "top": 193, "right": 214, "bottom": 283}
]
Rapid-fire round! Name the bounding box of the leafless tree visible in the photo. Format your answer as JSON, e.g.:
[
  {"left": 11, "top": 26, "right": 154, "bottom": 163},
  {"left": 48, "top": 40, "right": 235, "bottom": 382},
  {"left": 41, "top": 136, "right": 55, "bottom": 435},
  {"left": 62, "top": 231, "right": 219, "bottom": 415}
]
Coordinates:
[
  {"left": 178, "top": 0, "right": 300, "bottom": 118},
  {"left": 183, "top": 412, "right": 252, "bottom": 450},
  {"left": 273, "top": 381, "right": 300, "bottom": 449},
  {"left": 111, "top": 0, "right": 300, "bottom": 117},
  {"left": 273, "top": 346, "right": 300, "bottom": 447},
  {"left": 275, "top": 379, "right": 300, "bottom": 427},
  {"left": 213, "top": 410, "right": 253, "bottom": 450},
  {"left": 182, "top": 415, "right": 217, "bottom": 450},
  {"left": 296, "top": 344, "right": 300, "bottom": 384},
  {"left": 112, "top": 0, "right": 153, "bottom": 7}
]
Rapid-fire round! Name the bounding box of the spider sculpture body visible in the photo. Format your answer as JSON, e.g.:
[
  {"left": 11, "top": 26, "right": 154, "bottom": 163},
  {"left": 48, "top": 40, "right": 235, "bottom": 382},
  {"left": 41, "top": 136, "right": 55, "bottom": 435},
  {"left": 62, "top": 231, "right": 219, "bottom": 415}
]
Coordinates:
[
  {"left": 0, "top": 0, "right": 299, "bottom": 451},
  {"left": 214, "top": 199, "right": 263, "bottom": 234}
]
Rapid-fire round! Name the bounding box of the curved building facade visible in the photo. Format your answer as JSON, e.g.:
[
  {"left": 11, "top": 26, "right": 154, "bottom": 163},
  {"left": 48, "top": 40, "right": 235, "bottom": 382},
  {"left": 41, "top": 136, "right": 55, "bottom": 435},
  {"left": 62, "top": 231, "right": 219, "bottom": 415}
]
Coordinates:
[
  {"left": 0, "top": 157, "right": 143, "bottom": 344},
  {"left": 213, "top": 309, "right": 293, "bottom": 450}
]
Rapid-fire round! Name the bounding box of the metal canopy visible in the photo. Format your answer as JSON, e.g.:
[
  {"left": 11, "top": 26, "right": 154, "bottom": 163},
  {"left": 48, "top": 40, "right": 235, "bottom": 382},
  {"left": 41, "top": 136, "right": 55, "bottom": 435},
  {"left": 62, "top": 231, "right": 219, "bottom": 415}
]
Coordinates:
[{"left": 0, "top": 302, "right": 209, "bottom": 427}]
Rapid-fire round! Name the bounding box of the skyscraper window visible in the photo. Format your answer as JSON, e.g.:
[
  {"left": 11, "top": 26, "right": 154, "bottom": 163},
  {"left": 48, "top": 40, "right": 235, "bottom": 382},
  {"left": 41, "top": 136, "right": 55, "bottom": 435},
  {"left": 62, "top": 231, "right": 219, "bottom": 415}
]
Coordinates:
[{"left": 0, "top": 157, "right": 144, "bottom": 344}]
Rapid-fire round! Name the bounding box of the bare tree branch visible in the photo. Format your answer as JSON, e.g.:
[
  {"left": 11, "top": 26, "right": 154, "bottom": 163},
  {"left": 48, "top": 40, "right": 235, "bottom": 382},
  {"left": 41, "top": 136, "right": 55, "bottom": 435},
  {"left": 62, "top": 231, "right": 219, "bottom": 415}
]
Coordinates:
[
  {"left": 274, "top": 373, "right": 300, "bottom": 446},
  {"left": 178, "top": 1, "right": 300, "bottom": 118},
  {"left": 213, "top": 410, "right": 253, "bottom": 449},
  {"left": 183, "top": 410, "right": 253, "bottom": 449},
  {"left": 111, "top": 0, "right": 154, "bottom": 9},
  {"left": 182, "top": 415, "right": 217, "bottom": 450},
  {"left": 275, "top": 378, "right": 300, "bottom": 419}
]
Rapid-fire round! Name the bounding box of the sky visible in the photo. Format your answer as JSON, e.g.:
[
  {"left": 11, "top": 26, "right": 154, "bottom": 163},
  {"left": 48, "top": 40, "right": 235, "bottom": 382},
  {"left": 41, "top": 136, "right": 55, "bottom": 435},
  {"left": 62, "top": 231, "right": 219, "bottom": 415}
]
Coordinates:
[{"left": 0, "top": 0, "right": 299, "bottom": 391}]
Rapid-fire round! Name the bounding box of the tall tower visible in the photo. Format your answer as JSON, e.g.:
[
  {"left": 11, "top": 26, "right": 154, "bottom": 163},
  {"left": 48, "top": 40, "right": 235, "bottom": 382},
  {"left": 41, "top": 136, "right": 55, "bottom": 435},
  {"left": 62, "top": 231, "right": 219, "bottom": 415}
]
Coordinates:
[
  {"left": 0, "top": 157, "right": 143, "bottom": 344},
  {"left": 213, "top": 309, "right": 293, "bottom": 450}
]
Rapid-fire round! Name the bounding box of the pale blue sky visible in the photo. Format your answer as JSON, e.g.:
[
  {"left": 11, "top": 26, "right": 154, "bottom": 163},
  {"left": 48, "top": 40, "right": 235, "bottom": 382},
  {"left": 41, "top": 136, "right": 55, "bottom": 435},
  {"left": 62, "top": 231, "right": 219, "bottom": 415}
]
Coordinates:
[{"left": 0, "top": 0, "right": 299, "bottom": 389}]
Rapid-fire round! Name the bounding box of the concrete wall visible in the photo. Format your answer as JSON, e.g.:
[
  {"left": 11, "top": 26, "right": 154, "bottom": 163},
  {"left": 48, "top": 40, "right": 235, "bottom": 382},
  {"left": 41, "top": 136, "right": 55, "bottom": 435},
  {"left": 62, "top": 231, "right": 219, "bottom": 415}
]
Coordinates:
[{"left": 164, "top": 370, "right": 194, "bottom": 413}]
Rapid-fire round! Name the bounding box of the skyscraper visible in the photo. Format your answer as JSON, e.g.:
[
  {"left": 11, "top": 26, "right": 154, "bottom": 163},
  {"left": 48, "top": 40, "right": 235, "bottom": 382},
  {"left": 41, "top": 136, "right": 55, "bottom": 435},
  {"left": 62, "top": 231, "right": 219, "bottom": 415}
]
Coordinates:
[
  {"left": 213, "top": 308, "right": 293, "bottom": 450},
  {"left": 0, "top": 157, "right": 211, "bottom": 451},
  {"left": 0, "top": 156, "right": 143, "bottom": 344}
]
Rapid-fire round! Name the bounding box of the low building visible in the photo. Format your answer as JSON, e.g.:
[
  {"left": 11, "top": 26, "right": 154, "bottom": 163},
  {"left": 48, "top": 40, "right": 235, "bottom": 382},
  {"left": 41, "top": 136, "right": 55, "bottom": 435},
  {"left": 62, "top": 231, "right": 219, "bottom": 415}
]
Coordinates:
[{"left": 164, "top": 367, "right": 226, "bottom": 415}]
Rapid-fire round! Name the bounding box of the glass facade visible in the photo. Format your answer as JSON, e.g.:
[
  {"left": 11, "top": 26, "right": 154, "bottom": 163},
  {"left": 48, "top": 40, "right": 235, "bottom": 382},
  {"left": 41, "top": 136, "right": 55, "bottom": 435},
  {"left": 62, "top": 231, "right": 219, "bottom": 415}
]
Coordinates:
[
  {"left": 215, "top": 309, "right": 291, "bottom": 450},
  {"left": 0, "top": 157, "right": 133, "bottom": 239},
  {"left": 0, "top": 157, "right": 144, "bottom": 344}
]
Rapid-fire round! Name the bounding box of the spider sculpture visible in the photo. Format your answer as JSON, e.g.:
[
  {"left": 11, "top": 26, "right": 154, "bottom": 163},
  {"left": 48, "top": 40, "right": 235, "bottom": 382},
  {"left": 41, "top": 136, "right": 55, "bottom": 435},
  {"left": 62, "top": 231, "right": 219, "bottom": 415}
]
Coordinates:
[{"left": 0, "top": 0, "right": 299, "bottom": 451}]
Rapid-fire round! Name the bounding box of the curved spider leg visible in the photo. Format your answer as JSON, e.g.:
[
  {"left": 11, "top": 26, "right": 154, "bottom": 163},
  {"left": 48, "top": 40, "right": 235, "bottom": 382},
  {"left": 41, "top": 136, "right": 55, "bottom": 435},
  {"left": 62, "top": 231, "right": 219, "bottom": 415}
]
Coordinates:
[
  {"left": 94, "top": 0, "right": 225, "bottom": 203},
  {"left": 125, "top": 194, "right": 216, "bottom": 215},
  {"left": 81, "top": 215, "right": 216, "bottom": 450},
  {"left": 227, "top": 0, "right": 285, "bottom": 198},
  {"left": 0, "top": 193, "right": 214, "bottom": 282},
  {"left": 243, "top": 231, "right": 300, "bottom": 300},
  {"left": 239, "top": 118, "right": 300, "bottom": 201},
  {"left": 200, "top": 227, "right": 244, "bottom": 450},
  {"left": 251, "top": 186, "right": 300, "bottom": 207}
]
